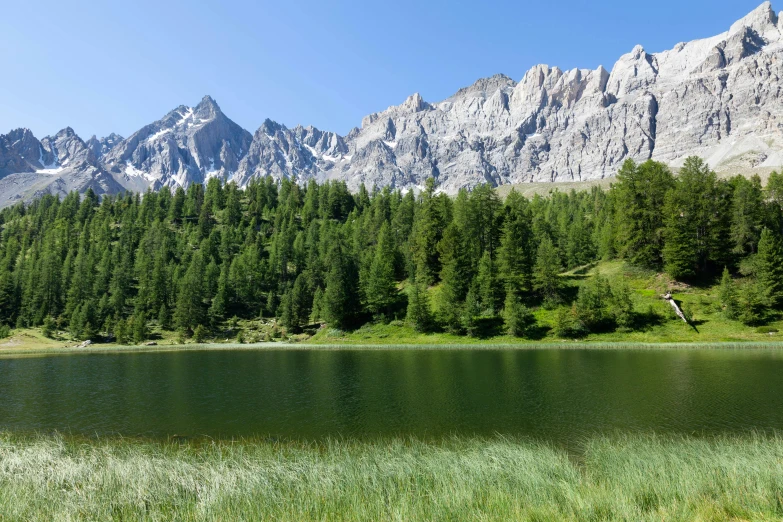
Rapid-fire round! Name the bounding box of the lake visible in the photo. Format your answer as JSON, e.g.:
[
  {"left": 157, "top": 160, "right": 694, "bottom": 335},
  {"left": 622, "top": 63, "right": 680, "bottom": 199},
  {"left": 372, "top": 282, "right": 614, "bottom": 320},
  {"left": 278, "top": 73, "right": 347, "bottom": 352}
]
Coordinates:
[{"left": 2, "top": 347, "right": 783, "bottom": 444}]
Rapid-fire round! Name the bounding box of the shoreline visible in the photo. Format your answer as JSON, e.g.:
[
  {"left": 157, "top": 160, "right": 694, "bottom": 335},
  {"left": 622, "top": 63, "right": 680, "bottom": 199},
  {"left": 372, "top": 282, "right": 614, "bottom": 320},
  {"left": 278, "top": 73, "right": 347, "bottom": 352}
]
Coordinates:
[{"left": 3, "top": 339, "right": 783, "bottom": 358}]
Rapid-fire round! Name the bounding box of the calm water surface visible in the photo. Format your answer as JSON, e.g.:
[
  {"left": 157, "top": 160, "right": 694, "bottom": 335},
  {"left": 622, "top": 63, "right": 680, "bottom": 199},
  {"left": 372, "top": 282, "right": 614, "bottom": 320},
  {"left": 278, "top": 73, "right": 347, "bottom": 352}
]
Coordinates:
[{"left": 1, "top": 348, "right": 783, "bottom": 443}]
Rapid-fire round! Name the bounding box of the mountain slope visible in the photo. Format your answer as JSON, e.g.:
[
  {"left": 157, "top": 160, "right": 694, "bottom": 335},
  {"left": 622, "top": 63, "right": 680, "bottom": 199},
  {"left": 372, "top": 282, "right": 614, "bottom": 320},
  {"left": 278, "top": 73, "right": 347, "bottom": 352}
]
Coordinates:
[{"left": 103, "top": 95, "right": 252, "bottom": 191}]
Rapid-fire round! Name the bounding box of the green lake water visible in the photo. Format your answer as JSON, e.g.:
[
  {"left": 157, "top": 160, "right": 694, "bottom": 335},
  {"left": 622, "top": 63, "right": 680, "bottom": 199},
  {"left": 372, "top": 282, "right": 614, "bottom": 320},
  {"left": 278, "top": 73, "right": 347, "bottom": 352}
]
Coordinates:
[{"left": 1, "top": 347, "right": 783, "bottom": 443}]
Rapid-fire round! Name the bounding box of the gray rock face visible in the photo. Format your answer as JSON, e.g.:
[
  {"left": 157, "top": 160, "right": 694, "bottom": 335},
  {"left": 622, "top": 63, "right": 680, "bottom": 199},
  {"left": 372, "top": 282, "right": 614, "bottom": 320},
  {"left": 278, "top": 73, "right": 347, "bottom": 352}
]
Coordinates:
[
  {"left": 0, "top": 128, "right": 44, "bottom": 177},
  {"left": 0, "top": 127, "right": 123, "bottom": 206},
  {"left": 227, "top": 2, "right": 783, "bottom": 193},
  {"left": 231, "top": 120, "right": 349, "bottom": 187},
  {"left": 86, "top": 133, "right": 123, "bottom": 160},
  {"left": 1, "top": 2, "right": 782, "bottom": 203},
  {"left": 103, "top": 95, "right": 252, "bottom": 191}
]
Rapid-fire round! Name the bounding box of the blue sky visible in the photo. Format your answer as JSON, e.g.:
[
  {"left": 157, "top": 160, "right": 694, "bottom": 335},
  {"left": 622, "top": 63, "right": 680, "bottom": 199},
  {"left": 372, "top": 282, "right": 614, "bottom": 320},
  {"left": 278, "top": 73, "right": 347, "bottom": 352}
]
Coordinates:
[{"left": 0, "top": 0, "right": 770, "bottom": 140}]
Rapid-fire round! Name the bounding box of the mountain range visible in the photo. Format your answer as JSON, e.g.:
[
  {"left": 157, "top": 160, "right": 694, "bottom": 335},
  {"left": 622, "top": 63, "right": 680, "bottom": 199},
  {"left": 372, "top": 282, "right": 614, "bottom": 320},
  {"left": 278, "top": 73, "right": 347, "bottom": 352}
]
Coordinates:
[{"left": 1, "top": 2, "right": 782, "bottom": 205}]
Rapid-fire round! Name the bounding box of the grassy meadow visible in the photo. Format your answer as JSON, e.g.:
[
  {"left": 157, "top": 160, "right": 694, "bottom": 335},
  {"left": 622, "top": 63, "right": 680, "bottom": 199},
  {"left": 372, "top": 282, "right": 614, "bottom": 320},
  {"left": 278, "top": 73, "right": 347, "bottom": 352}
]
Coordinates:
[{"left": 1, "top": 432, "right": 783, "bottom": 521}]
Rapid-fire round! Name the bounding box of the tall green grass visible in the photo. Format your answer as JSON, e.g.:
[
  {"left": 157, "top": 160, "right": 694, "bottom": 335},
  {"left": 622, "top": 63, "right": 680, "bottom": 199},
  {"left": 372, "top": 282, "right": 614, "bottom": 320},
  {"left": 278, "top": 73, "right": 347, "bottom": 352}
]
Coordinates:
[{"left": 1, "top": 433, "right": 782, "bottom": 521}]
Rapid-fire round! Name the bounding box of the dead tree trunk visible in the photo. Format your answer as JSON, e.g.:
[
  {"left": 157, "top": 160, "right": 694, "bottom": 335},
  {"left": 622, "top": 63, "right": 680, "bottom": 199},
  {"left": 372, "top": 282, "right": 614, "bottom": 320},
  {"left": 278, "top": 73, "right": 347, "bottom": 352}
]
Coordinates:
[{"left": 662, "top": 293, "right": 688, "bottom": 324}]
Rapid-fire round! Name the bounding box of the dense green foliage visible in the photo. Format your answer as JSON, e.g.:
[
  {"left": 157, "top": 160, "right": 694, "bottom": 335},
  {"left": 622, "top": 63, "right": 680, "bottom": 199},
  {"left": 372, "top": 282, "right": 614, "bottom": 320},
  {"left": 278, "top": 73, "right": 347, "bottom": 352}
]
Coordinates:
[
  {"left": 2, "top": 432, "right": 783, "bottom": 521},
  {"left": 2, "top": 157, "right": 783, "bottom": 342}
]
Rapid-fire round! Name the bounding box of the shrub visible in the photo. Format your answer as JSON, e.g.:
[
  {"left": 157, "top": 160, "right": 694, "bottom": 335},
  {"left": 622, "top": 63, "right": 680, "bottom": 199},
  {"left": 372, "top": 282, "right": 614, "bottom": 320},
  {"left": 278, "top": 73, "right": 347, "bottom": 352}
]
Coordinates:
[
  {"left": 756, "top": 326, "right": 779, "bottom": 334},
  {"left": 193, "top": 325, "right": 208, "bottom": 343},
  {"left": 42, "top": 316, "right": 56, "bottom": 339},
  {"left": 503, "top": 292, "right": 535, "bottom": 337},
  {"left": 554, "top": 305, "right": 587, "bottom": 338},
  {"left": 575, "top": 276, "right": 612, "bottom": 331},
  {"left": 0, "top": 324, "right": 10, "bottom": 339}
]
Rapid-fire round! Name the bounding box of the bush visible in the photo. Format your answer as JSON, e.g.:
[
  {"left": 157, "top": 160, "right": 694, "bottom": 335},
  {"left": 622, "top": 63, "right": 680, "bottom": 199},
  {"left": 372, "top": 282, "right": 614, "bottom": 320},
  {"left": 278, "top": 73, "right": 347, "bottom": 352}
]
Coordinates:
[
  {"left": 553, "top": 305, "right": 588, "bottom": 338},
  {"left": 756, "top": 326, "right": 779, "bottom": 334},
  {"left": 611, "top": 280, "right": 635, "bottom": 330},
  {"left": 42, "top": 316, "right": 56, "bottom": 339},
  {"left": 575, "top": 276, "right": 612, "bottom": 331},
  {"left": 503, "top": 293, "right": 535, "bottom": 337},
  {"left": 236, "top": 330, "right": 245, "bottom": 344},
  {"left": 193, "top": 324, "right": 208, "bottom": 343},
  {"left": 737, "top": 281, "right": 769, "bottom": 326},
  {"left": 0, "top": 324, "right": 10, "bottom": 339}
]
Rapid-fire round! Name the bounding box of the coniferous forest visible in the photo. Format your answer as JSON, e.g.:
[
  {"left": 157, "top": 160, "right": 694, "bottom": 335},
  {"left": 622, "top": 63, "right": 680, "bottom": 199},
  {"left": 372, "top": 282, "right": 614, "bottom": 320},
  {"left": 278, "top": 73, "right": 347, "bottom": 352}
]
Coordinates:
[{"left": 1, "top": 155, "right": 783, "bottom": 343}]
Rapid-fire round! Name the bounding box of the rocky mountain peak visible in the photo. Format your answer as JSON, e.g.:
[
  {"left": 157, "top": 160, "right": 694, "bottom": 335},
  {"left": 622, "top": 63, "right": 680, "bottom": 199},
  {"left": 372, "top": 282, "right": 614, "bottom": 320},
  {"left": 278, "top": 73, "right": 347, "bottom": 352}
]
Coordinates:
[
  {"left": 729, "top": 1, "right": 779, "bottom": 36},
  {"left": 195, "top": 95, "right": 221, "bottom": 119}
]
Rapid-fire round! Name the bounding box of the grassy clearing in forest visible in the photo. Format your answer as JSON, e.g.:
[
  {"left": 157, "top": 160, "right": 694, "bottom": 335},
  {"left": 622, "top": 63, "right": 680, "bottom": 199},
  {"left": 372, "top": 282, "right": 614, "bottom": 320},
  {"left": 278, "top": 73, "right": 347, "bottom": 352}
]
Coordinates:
[
  {"left": 310, "top": 260, "right": 783, "bottom": 345},
  {"left": 1, "top": 432, "right": 783, "bottom": 521}
]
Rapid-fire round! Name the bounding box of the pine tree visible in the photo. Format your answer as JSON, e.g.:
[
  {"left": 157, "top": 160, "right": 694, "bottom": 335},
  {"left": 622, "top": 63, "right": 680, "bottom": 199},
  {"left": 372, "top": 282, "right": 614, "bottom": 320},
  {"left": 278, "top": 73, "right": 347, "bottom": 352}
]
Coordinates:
[
  {"left": 497, "top": 190, "right": 534, "bottom": 295},
  {"left": 436, "top": 223, "right": 469, "bottom": 332},
  {"left": 310, "top": 287, "right": 325, "bottom": 323},
  {"left": 209, "top": 262, "right": 230, "bottom": 324},
  {"left": 730, "top": 175, "right": 764, "bottom": 255},
  {"left": 533, "top": 236, "right": 562, "bottom": 305},
  {"left": 662, "top": 157, "right": 730, "bottom": 279},
  {"left": 718, "top": 267, "right": 737, "bottom": 320},
  {"left": 322, "top": 239, "right": 358, "bottom": 329},
  {"left": 475, "top": 251, "right": 501, "bottom": 315},
  {"left": 115, "top": 316, "right": 129, "bottom": 344},
  {"left": 613, "top": 159, "right": 674, "bottom": 269},
  {"left": 611, "top": 280, "right": 635, "bottom": 330},
  {"left": 756, "top": 228, "right": 783, "bottom": 309},
  {"left": 462, "top": 285, "right": 481, "bottom": 337},
  {"left": 737, "top": 281, "right": 767, "bottom": 326},
  {"left": 406, "top": 279, "right": 432, "bottom": 333},
  {"left": 365, "top": 223, "right": 397, "bottom": 319},
  {"left": 175, "top": 251, "right": 206, "bottom": 332},
  {"left": 575, "top": 275, "right": 612, "bottom": 331},
  {"left": 132, "top": 313, "right": 147, "bottom": 344}
]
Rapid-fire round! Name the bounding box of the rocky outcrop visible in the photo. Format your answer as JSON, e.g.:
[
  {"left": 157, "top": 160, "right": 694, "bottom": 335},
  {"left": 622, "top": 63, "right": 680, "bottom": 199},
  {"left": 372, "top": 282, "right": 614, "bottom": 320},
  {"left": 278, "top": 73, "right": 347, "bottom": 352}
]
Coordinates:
[{"left": 85, "top": 133, "right": 123, "bottom": 160}]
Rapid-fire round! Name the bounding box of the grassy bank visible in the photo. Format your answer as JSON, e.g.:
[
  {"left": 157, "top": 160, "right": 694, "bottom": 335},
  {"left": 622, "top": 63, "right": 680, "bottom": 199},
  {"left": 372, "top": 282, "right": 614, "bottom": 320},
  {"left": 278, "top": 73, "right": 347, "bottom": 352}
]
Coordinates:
[{"left": 1, "top": 433, "right": 782, "bottom": 521}]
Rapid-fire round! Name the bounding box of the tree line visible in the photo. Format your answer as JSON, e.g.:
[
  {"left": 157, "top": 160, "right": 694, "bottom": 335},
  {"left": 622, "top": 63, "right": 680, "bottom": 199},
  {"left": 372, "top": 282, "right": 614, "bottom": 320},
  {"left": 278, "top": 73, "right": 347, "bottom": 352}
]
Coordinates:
[{"left": 0, "top": 155, "right": 782, "bottom": 343}]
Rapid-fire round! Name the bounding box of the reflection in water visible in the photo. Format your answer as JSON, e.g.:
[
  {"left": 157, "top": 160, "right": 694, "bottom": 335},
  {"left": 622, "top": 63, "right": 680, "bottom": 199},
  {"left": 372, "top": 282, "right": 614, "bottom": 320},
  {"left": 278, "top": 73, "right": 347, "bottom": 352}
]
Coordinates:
[{"left": 1, "top": 348, "right": 783, "bottom": 444}]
